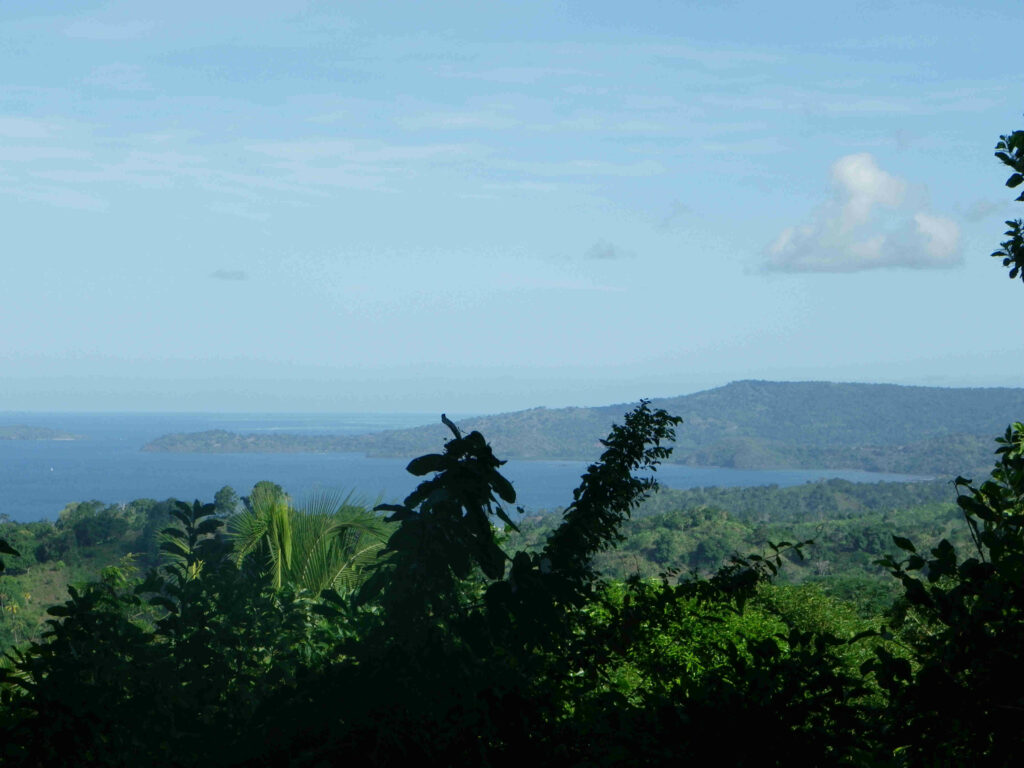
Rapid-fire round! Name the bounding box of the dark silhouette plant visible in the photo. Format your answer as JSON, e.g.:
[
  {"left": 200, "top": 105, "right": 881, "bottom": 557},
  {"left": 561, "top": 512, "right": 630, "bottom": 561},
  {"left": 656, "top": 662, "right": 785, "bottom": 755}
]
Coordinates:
[
  {"left": 993, "top": 130, "right": 1024, "bottom": 282},
  {"left": 0, "top": 538, "right": 17, "bottom": 576},
  {"left": 866, "top": 423, "right": 1024, "bottom": 766}
]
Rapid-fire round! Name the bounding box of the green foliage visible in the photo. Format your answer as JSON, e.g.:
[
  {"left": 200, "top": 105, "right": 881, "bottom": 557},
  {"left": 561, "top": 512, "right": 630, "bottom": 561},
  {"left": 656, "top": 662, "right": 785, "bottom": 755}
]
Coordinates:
[
  {"left": 230, "top": 486, "right": 390, "bottom": 594},
  {"left": 1, "top": 564, "right": 172, "bottom": 766},
  {"left": 59, "top": 502, "right": 130, "bottom": 547},
  {"left": 993, "top": 131, "right": 1024, "bottom": 281},
  {"left": 230, "top": 484, "right": 292, "bottom": 590},
  {"left": 992, "top": 218, "right": 1024, "bottom": 281},
  {"left": 510, "top": 484, "right": 963, "bottom": 614},
  {"left": 543, "top": 402, "right": 681, "bottom": 576},
  {"left": 6, "top": 400, "right": 1006, "bottom": 765},
  {"left": 0, "top": 499, "right": 337, "bottom": 767},
  {"left": 638, "top": 476, "right": 954, "bottom": 523},
  {"left": 0, "top": 538, "right": 23, "bottom": 644},
  {"left": 254, "top": 403, "right": 889, "bottom": 765},
  {"left": 358, "top": 411, "right": 528, "bottom": 633},
  {"left": 213, "top": 485, "right": 239, "bottom": 515},
  {"left": 866, "top": 423, "right": 1024, "bottom": 765},
  {"left": 0, "top": 499, "right": 181, "bottom": 651},
  {"left": 0, "top": 403, "right": 976, "bottom": 764}
]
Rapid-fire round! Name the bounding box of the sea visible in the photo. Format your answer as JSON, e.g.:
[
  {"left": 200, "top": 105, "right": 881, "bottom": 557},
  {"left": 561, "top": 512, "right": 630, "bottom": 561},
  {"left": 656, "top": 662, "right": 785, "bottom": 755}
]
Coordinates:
[{"left": 0, "top": 412, "right": 932, "bottom": 523}]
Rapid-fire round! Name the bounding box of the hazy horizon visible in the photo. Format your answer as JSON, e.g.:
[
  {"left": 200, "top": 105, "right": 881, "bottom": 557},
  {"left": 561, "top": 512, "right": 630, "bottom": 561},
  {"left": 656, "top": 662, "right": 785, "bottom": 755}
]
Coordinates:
[{"left": 4, "top": 375, "right": 1024, "bottom": 415}]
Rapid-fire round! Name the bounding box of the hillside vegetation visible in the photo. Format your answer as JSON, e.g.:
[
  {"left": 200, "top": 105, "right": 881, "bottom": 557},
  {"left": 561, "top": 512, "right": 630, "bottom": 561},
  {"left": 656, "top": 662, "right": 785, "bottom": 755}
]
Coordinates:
[
  {"left": 5, "top": 400, "right": 1024, "bottom": 766},
  {"left": 145, "top": 380, "right": 1024, "bottom": 475},
  {"left": 0, "top": 476, "right": 953, "bottom": 651},
  {"left": 510, "top": 478, "right": 965, "bottom": 616}
]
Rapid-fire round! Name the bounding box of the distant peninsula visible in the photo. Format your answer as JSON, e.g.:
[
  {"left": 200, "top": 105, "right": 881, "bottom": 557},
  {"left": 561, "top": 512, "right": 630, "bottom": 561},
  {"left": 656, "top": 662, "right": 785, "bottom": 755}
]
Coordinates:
[
  {"left": 142, "top": 380, "right": 1024, "bottom": 476},
  {"left": 0, "top": 425, "right": 81, "bottom": 441}
]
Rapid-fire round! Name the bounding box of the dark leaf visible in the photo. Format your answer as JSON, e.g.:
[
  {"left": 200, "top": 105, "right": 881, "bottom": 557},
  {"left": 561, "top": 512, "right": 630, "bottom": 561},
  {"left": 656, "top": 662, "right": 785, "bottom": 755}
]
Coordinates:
[
  {"left": 194, "top": 518, "right": 223, "bottom": 537},
  {"left": 892, "top": 535, "right": 917, "bottom": 552},
  {"left": 489, "top": 470, "right": 516, "bottom": 504},
  {"left": 406, "top": 454, "right": 447, "bottom": 476}
]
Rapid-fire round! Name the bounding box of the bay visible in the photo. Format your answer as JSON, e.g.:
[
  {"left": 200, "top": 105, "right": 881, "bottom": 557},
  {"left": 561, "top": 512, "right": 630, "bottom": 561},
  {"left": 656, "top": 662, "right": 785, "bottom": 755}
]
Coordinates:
[{"left": 0, "top": 412, "right": 931, "bottom": 522}]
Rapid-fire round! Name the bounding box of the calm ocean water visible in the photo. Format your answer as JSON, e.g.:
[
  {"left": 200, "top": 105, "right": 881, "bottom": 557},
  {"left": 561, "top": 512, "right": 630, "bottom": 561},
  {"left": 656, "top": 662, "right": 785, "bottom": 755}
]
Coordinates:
[{"left": 0, "top": 412, "right": 931, "bottom": 522}]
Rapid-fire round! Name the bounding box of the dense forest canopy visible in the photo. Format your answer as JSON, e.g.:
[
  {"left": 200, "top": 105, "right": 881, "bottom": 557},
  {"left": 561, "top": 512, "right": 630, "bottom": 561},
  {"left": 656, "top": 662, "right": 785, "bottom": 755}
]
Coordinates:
[{"left": 0, "top": 476, "right": 957, "bottom": 650}]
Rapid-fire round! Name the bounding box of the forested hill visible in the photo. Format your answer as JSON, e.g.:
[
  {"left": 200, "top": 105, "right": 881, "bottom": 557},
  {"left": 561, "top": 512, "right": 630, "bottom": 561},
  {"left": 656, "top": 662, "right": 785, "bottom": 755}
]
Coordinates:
[
  {"left": 657, "top": 380, "right": 1024, "bottom": 448},
  {"left": 143, "top": 380, "right": 1024, "bottom": 474}
]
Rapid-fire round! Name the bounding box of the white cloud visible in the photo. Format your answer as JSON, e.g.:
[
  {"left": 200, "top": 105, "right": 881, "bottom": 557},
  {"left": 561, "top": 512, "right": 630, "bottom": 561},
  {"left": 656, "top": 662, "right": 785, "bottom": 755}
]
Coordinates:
[
  {"left": 831, "top": 154, "right": 905, "bottom": 229},
  {"left": 765, "top": 153, "right": 961, "bottom": 273},
  {"left": 914, "top": 213, "right": 960, "bottom": 262}
]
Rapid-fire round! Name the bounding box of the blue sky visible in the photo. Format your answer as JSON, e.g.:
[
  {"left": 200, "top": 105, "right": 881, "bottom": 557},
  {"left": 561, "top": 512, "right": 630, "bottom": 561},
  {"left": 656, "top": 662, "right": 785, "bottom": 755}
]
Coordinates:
[{"left": 1, "top": 1, "right": 1022, "bottom": 412}]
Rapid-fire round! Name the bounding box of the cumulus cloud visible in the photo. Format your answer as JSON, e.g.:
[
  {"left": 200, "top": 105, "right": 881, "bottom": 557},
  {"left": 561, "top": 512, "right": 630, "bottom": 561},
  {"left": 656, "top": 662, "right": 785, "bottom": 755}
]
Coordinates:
[
  {"left": 584, "top": 240, "right": 635, "bottom": 260},
  {"left": 210, "top": 269, "right": 248, "bottom": 281},
  {"left": 765, "top": 153, "right": 961, "bottom": 272}
]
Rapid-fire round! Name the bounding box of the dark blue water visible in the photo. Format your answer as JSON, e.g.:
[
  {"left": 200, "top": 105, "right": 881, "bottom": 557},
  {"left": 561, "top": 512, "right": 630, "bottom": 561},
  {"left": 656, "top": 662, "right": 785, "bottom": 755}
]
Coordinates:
[{"left": 0, "top": 412, "right": 931, "bottom": 522}]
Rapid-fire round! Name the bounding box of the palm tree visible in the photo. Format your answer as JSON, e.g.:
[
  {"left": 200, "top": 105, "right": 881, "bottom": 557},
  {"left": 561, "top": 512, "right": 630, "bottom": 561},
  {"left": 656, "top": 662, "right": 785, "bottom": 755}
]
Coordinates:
[{"left": 229, "top": 486, "right": 391, "bottom": 594}]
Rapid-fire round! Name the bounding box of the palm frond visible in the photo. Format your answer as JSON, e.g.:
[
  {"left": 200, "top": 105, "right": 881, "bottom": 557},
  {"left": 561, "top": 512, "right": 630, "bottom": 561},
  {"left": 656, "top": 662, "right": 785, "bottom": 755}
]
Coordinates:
[
  {"left": 228, "top": 484, "right": 291, "bottom": 588},
  {"left": 331, "top": 534, "right": 388, "bottom": 592},
  {"left": 227, "top": 506, "right": 270, "bottom": 566},
  {"left": 289, "top": 509, "right": 340, "bottom": 594},
  {"left": 291, "top": 491, "right": 392, "bottom": 594},
  {"left": 226, "top": 486, "right": 392, "bottom": 594}
]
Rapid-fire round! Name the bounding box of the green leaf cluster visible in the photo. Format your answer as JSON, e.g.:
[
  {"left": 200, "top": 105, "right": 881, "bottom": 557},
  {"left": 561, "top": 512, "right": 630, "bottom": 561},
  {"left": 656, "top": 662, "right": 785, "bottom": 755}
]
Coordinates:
[{"left": 993, "top": 131, "right": 1024, "bottom": 281}]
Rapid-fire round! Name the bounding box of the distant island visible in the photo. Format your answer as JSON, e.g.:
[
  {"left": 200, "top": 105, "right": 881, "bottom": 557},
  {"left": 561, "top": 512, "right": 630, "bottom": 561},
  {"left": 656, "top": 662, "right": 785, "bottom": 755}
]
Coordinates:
[
  {"left": 142, "top": 380, "right": 1024, "bottom": 475},
  {"left": 0, "top": 425, "right": 81, "bottom": 441}
]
